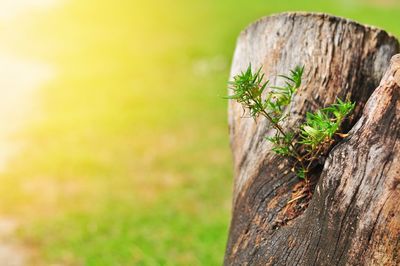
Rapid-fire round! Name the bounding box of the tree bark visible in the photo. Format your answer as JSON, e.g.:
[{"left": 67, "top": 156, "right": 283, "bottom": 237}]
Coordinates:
[{"left": 225, "top": 13, "right": 400, "bottom": 265}]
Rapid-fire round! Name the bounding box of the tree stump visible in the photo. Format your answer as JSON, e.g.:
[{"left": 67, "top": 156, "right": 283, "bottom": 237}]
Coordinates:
[{"left": 225, "top": 13, "right": 400, "bottom": 265}]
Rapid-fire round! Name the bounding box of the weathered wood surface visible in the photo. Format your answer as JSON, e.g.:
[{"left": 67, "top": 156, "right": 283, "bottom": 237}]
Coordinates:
[{"left": 225, "top": 13, "right": 400, "bottom": 265}]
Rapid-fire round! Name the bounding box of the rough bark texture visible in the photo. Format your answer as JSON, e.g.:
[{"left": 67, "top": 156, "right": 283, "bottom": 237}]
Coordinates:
[{"left": 225, "top": 13, "right": 400, "bottom": 265}]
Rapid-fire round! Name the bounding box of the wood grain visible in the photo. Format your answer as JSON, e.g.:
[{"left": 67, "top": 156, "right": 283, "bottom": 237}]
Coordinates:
[{"left": 225, "top": 12, "right": 400, "bottom": 265}]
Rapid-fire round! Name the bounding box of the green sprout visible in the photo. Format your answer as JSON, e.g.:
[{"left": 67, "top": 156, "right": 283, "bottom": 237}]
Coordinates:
[
  {"left": 299, "top": 99, "right": 355, "bottom": 150},
  {"left": 227, "top": 64, "right": 354, "bottom": 185}
]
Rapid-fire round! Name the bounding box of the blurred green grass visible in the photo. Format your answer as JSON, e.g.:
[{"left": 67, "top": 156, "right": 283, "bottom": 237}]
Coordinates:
[{"left": 0, "top": 0, "right": 399, "bottom": 265}]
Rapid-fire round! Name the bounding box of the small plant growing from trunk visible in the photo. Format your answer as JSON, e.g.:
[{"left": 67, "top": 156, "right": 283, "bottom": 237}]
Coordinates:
[{"left": 226, "top": 65, "right": 354, "bottom": 221}]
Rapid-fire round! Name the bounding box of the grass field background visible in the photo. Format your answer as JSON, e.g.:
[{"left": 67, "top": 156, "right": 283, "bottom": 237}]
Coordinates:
[{"left": 0, "top": 0, "right": 399, "bottom": 265}]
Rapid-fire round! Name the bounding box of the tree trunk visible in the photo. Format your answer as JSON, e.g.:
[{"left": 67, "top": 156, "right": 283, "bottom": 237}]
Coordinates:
[{"left": 225, "top": 13, "right": 400, "bottom": 265}]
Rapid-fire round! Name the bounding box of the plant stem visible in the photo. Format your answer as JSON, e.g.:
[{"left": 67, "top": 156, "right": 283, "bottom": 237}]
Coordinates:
[{"left": 258, "top": 108, "right": 306, "bottom": 173}]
